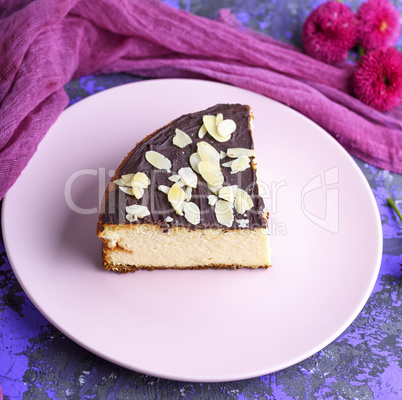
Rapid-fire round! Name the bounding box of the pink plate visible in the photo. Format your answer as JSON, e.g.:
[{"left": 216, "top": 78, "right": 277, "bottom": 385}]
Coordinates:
[{"left": 2, "top": 79, "right": 382, "bottom": 382}]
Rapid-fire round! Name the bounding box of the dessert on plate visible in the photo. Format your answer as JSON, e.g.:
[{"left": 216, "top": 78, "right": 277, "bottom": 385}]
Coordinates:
[{"left": 97, "top": 104, "right": 271, "bottom": 272}]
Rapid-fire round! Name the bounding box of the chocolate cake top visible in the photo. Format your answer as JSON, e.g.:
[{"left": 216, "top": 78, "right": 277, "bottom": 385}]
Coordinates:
[{"left": 100, "top": 104, "right": 268, "bottom": 230}]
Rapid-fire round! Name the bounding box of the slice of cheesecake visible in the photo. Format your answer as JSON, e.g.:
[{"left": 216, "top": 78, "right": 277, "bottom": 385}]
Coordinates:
[{"left": 97, "top": 104, "right": 271, "bottom": 272}]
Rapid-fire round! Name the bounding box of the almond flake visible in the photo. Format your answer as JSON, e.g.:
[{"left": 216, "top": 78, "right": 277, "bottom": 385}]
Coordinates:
[
  {"left": 114, "top": 173, "right": 135, "bottom": 187},
  {"left": 215, "top": 200, "right": 234, "bottom": 227},
  {"left": 197, "top": 141, "right": 220, "bottom": 166},
  {"left": 165, "top": 216, "right": 174, "bottom": 223},
  {"left": 131, "top": 172, "right": 151, "bottom": 189},
  {"left": 189, "top": 153, "right": 202, "bottom": 174},
  {"left": 119, "top": 186, "right": 133, "bottom": 195},
  {"left": 237, "top": 219, "right": 249, "bottom": 228},
  {"left": 220, "top": 151, "right": 227, "bottom": 159},
  {"left": 208, "top": 184, "right": 222, "bottom": 195},
  {"left": 158, "top": 185, "right": 170, "bottom": 194},
  {"left": 203, "top": 115, "right": 231, "bottom": 142},
  {"left": 208, "top": 194, "right": 218, "bottom": 206},
  {"left": 173, "top": 128, "right": 192, "bottom": 148},
  {"left": 125, "top": 205, "right": 150, "bottom": 218},
  {"left": 183, "top": 202, "right": 201, "bottom": 225},
  {"left": 132, "top": 186, "right": 144, "bottom": 199},
  {"left": 217, "top": 119, "right": 236, "bottom": 137},
  {"left": 198, "top": 161, "right": 224, "bottom": 187},
  {"left": 178, "top": 167, "right": 198, "bottom": 188},
  {"left": 231, "top": 155, "right": 251, "bottom": 174},
  {"left": 145, "top": 151, "right": 172, "bottom": 172},
  {"left": 174, "top": 202, "right": 185, "bottom": 216},
  {"left": 168, "top": 183, "right": 187, "bottom": 216},
  {"left": 218, "top": 186, "right": 234, "bottom": 204},
  {"left": 226, "top": 148, "right": 256, "bottom": 158},
  {"left": 216, "top": 113, "right": 224, "bottom": 126},
  {"left": 168, "top": 175, "right": 181, "bottom": 182},
  {"left": 126, "top": 214, "right": 138, "bottom": 223},
  {"left": 234, "top": 188, "right": 253, "bottom": 214},
  {"left": 184, "top": 186, "right": 192, "bottom": 201},
  {"left": 203, "top": 115, "right": 218, "bottom": 135},
  {"left": 221, "top": 160, "right": 234, "bottom": 168},
  {"left": 198, "top": 124, "right": 207, "bottom": 139},
  {"left": 119, "top": 186, "right": 144, "bottom": 199}
]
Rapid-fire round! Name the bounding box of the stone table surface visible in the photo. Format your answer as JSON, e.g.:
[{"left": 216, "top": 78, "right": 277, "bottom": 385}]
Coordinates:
[{"left": 1, "top": 1, "right": 402, "bottom": 399}]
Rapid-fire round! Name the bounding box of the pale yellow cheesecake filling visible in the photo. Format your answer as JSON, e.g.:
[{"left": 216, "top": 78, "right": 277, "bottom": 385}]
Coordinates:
[{"left": 99, "top": 224, "right": 270, "bottom": 269}]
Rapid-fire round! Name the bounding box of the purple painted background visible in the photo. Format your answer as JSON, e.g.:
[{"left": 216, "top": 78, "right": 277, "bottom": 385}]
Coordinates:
[{"left": 1, "top": 1, "right": 402, "bottom": 399}]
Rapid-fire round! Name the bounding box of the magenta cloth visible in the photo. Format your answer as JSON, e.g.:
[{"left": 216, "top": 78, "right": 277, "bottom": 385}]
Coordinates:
[{"left": 1, "top": 0, "right": 402, "bottom": 200}]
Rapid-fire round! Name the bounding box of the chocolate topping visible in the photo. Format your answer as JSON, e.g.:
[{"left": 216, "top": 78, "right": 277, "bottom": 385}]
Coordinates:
[{"left": 100, "top": 104, "right": 268, "bottom": 230}]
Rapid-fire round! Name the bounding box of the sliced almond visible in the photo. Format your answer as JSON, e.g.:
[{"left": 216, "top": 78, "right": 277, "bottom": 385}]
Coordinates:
[
  {"left": 216, "top": 113, "right": 224, "bottom": 126},
  {"left": 203, "top": 115, "right": 231, "bottom": 142},
  {"left": 198, "top": 161, "right": 224, "bottom": 187},
  {"left": 119, "top": 186, "right": 144, "bottom": 199},
  {"left": 132, "top": 186, "right": 145, "bottom": 199},
  {"left": 237, "top": 219, "right": 249, "bottom": 228},
  {"left": 208, "top": 194, "right": 218, "bottom": 206},
  {"left": 231, "top": 155, "right": 251, "bottom": 174},
  {"left": 173, "top": 128, "right": 192, "bottom": 148},
  {"left": 217, "top": 119, "right": 236, "bottom": 137},
  {"left": 168, "top": 183, "right": 187, "bottom": 216},
  {"left": 208, "top": 184, "right": 222, "bottom": 195},
  {"left": 234, "top": 188, "right": 253, "bottom": 214},
  {"left": 174, "top": 202, "right": 185, "bottom": 216},
  {"left": 220, "top": 151, "right": 227, "bottom": 159},
  {"left": 221, "top": 160, "right": 234, "bottom": 168},
  {"left": 198, "top": 124, "right": 207, "bottom": 139},
  {"left": 114, "top": 173, "right": 135, "bottom": 187},
  {"left": 168, "top": 175, "right": 181, "bottom": 183},
  {"left": 119, "top": 186, "right": 134, "bottom": 196},
  {"left": 215, "top": 200, "right": 234, "bottom": 227},
  {"left": 125, "top": 205, "right": 150, "bottom": 218},
  {"left": 183, "top": 202, "right": 201, "bottom": 225},
  {"left": 189, "top": 152, "right": 202, "bottom": 174},
  {"left": 184, "top": 186, "right": 192, "bottom": 201},
  {"left": 165, "top": 216, "right": 173, "bottom": 223},
  {"left": 158, "top": 185, "right": 170, "bottom": 194},
  {"left": 226, "top": 148, "right": 256, "bottom": 158},
  {"left": 145, "top": 151, "right": 172, "bottom": 172},
  {"left": 203, "top": 115, "right": 218, "bottom": 135},
  {"left": 131, "top": 172, "right": 151, "bottom": 189},
  {"left": 218, "top": 186, "right": 234, "bottom": 204},
  {"left": 197, "top": 141, "right": 220, "bottom": 166},
  {"left": 126, "top": 214, "right": 138, "bottom": 223},
  {"left": 178, "top": 167, "right": 198, "bottom": 188}
]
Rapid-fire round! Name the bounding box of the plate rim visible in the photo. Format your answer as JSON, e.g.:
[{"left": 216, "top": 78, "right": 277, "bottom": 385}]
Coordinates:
[{"left": 2, "top": 78, "right": 383, "bottom": 382}]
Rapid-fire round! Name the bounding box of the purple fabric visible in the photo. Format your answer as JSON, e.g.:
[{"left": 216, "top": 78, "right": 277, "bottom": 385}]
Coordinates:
[{"left": 1, "top": 0, "right": 401, "bottom": 200}]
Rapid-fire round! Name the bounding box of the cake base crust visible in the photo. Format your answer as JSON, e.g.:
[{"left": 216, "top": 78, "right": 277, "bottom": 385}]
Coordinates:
[{"left": 102, "top": 261, "right": 270, "bottom": 274}]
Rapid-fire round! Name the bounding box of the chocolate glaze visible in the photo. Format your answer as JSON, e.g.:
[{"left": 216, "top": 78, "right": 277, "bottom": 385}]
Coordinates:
[{"left": 100, "top": 104, "right": 268, "bottom": 230}]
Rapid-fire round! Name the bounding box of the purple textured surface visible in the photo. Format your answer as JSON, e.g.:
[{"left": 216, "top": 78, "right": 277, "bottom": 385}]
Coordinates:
[{"left": 1, "top": 1, "right": 402, "bottom": 399}]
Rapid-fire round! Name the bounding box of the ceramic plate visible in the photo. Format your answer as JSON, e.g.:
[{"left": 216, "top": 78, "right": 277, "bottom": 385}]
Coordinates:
[{"left": 2, "top": 79, "right": 382, "bottom": 382}]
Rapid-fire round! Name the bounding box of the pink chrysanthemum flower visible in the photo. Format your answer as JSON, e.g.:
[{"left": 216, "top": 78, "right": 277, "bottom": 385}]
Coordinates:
[
  {"left": 353, "top": 47, "right": 402, "bottom": 111},
  {"left": 356, "top": 0, "right": 401, "bottom": 51},
  {"left": 302, "top": 1, "right": 357, "bottom": 64}
]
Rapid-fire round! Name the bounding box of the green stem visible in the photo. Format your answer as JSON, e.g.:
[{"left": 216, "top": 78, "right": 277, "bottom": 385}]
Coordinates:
[{"left": 387, "top": 197, "right": 402, "bottom": 222}]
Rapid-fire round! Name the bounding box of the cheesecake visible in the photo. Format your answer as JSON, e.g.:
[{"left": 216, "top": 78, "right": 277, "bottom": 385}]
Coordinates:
[{"left": 97, "top": 104, "right": 271, "bottom": 272}]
